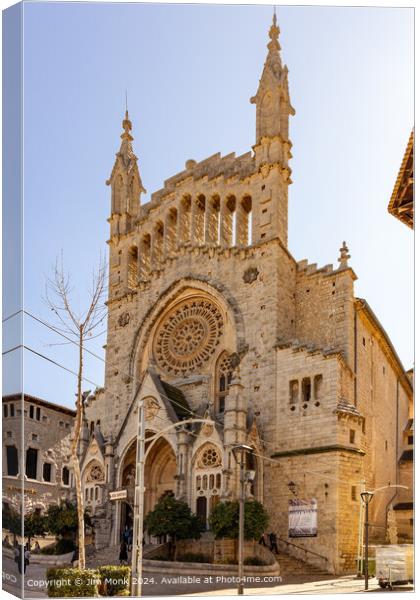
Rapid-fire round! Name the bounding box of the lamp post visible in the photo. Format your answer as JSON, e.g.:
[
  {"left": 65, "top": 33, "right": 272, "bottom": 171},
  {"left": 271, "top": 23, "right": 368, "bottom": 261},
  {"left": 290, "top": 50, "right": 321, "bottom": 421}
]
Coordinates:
[
  {"left": 232, "top": 444, "right": 254, "bottom": 596},
  {"left": 360, "top": 491, "right": 374, "bottom": 591}
]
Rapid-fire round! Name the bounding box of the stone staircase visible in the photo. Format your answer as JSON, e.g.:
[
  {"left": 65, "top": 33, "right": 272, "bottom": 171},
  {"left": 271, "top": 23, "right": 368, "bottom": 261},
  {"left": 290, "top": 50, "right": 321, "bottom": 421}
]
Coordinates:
[
  {"left": 275, "top": 551, "right": 332, "bottom": 580},
  {"left": 86, "top": 544, "right": 157, "bottom": 568}
]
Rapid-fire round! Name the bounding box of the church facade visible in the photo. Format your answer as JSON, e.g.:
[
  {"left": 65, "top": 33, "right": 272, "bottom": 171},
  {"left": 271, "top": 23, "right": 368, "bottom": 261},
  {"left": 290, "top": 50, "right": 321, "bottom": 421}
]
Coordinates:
[{"left": 79, "top": 16, "right": 413, "bottom": 574}]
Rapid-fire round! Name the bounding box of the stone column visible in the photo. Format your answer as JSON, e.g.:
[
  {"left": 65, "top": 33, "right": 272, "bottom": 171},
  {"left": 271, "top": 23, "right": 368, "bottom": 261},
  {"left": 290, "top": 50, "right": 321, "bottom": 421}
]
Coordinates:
[
  {"left": 223, "top": 367, "right": 247, "bottom": 500},
  {"left": 176, "top": 427, "right": 189, "bottom": 502}
]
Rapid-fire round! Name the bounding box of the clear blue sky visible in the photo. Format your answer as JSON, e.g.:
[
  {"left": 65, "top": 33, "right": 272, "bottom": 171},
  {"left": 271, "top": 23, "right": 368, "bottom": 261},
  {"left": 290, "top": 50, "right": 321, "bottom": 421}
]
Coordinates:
[{"left": 3, "top": 2, "right": 414, "bottom": 407}]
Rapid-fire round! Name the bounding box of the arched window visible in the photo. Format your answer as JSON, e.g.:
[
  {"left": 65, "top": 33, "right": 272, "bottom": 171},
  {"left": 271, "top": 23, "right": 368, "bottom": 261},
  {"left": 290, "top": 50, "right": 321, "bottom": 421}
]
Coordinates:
[
  {"left": 127, "top": 245, "right": 138, "bottom": 289},
  {"left": 192, "top": 195, "right": 206, "bottom": 245},
  {"left": 152, "top": 221, "right": 164, "bottom": 267},
  {"left": 206, "top": 195, "right": 220, "bottom": 245},
  {"left": 179, "top": 195, "right": 192, "bottom": 245},
  {"left": 221, "top": 196, "right": 236, "bottom": 247},
  {"left": 165, "top": 208, "right": 178, "bottom": 256},
  {"left": 139, "top": 234, "right": 151, "bottom": 280},
  {"left": 215, "top": 353, "right": 232, "bottom": 414},
  {"left": 236, "top": 195, "right": 252, "bottom": 247}
]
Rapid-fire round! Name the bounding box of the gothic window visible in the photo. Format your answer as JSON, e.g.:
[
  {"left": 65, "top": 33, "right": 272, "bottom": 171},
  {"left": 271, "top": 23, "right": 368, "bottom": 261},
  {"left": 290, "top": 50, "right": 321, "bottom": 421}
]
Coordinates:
[
  {"left": 289, "top": 380, "right": 299, "bottom": 405},
  {"left": 153, "top": 221, "right": 164, "bottom": 267},
  {"left": 215, "top": 353, "right": 232, "bottom": 414},
  {"left": 165, "top": 208, "right": 178, "bottom": 256},
  {"left": 3, "top": 404, "right": 8, "bottom": 418},
  {"left": 207, "top": 195, "right": 220, "bottom": 245},
  {"left": 302, "top": 378, "right": 311, "bottom": 403},
  {"left": 196, "top": 475, "right": 201, "bottom": 490},
  {"left": 237, "top": 196, "right": 252, "bottom": 247},
  {"left": 192, "top": 195, "right": 206, "bottom": 245},
  {"left": 139, "top": 234, "right": 151, "bottom": 280},
  {"left": 198, "top": 445, "right": 222, "bottom": 469},
  {"left": 29, "top": 405, "right": 34, "bottom": 419},
  {"left": 62, "top": 466, "right": 70, "bottom": 486},
  {"left": 10, "top": 404, "right": 15, "bottom": 417},
  {"left": 127, "top": 245, "right": 138, "bottom": 289},
  {"left": 221, "top": 196, "right": 236, "bottom": 247},
  {"left": 179, "top": 195, "right": 192, "bottom": 245},
  {"left": 36, "top": 407, "right": 41, "bottom": 421},
  {"left": 6, "top": 445, "right": 18, "bottom": 476},
  {"left": 26, "top": 448, "right": 38, "bottom": 480},
  {"left": 153, "top": 299, "right": 224, "bottom": 376}
]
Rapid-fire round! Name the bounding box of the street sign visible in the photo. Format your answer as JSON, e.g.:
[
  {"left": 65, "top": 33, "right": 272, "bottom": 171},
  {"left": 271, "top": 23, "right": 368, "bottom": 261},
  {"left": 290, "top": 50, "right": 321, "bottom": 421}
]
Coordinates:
[{"left": 109, "top": 489, "right": 127, "bottom": 501}]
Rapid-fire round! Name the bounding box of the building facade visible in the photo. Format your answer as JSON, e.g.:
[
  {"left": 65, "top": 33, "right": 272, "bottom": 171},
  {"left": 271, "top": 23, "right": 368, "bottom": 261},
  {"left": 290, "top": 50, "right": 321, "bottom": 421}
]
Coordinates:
[
  {"left": 2, "top": 394, "right": 75, "bottom": 515},
  {"left": 79, "top": 16, "right": 413, "bottom": 572}
]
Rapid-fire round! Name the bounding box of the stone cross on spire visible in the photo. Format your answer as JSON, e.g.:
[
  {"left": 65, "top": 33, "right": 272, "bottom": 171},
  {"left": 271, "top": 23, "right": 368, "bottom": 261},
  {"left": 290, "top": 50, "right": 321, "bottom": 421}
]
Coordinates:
[{"left": 338, "top": 241, "right": 351, "bottom": 269}]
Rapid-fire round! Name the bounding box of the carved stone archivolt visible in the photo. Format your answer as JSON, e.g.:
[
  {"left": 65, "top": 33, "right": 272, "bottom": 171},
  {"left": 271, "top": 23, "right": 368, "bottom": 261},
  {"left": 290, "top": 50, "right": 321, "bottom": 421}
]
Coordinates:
[{"left": 153, "top": 299, "right": 224, "bottom": 375}]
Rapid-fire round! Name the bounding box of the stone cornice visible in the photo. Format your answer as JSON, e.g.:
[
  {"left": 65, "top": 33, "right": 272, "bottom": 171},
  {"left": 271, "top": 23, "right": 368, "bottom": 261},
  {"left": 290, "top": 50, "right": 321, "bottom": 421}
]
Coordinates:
[{"left": 271, "top": 444, "right": 365, "bottom": 459}]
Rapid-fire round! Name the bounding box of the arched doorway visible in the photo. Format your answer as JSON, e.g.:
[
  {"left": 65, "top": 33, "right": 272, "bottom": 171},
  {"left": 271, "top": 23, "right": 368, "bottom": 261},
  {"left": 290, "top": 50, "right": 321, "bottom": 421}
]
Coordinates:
[{"left": 117, "top": 433, "right": 177, "bottom": 540}]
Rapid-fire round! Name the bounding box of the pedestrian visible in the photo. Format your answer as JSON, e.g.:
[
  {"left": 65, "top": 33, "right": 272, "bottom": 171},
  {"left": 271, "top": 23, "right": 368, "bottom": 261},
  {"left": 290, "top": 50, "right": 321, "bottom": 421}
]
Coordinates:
[
  {"left": 128, "top": 526, "right": 133, "bottom": 551},
  {"left": 269, "top": 532, "right": 279, "bottom": 554},
  {"left": 259, "top": 533, "right": 267, "bottom": 546},
  {"left": 119, "top": 540, "right": 128, "bottom": 566},
  {"left": 24, "top": 544, "right": 31, "bottom": 573},
  {"left": 71, "top": 546, "right": 79, "bottom": 568},
  {"left": 122, "top": 525, "right": 129, "bottom": 546}
]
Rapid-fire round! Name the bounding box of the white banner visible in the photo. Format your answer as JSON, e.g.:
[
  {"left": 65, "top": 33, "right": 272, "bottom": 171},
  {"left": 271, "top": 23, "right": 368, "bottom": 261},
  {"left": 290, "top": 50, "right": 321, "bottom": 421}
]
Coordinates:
[{"left": 288, "top": 498, "right": 317, "bottom": 538}]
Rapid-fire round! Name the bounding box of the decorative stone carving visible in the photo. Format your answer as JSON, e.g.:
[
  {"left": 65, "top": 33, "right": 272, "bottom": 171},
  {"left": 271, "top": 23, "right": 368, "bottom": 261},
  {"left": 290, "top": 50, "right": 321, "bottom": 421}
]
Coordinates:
[
  {"left": 198, "top": 445, "right": 221, "bottom": 468},
  {"left": 202, "top": 423, "right": 214, "bottom": 437},
  {"left": 86, "top": 464, "right": 105, "bottom": 483},
  {"left": 153, "top": 299, "right": 223, "bottom": 375},
  {"left": 243, "top": 267, "right": 259, "bottom": 284},
  {"left": 144, "top": 397, "right": 160, "bottom": 421},
  {"left": 118, "top": 312, "right": 130, "bottom": 327}
]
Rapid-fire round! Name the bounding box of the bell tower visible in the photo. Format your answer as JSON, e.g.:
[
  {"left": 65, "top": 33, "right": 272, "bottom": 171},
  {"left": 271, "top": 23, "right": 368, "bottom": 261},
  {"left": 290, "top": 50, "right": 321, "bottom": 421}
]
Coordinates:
[{"left": 251, "top": 13, "right": 295, "bottom": 247}]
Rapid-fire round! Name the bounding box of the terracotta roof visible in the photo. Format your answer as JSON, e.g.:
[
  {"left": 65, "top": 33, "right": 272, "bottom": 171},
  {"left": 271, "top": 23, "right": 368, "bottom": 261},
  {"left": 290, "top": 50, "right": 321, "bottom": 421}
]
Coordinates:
[
  {"left": 2, "top": 393, "right": 76, "bottom": 417},
  {"left": 388, "top": 130, "right": 414, "bottom": 229}
]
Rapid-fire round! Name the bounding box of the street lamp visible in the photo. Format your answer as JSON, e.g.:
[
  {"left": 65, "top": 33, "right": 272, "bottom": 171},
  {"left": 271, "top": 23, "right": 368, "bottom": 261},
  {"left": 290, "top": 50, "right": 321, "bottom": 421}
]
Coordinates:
[
  {"left": 360, "top": 491, "right": 374, "bottom": 591},
  {"left": 232, "top": 444, "right": 254, "bottom": 596}
]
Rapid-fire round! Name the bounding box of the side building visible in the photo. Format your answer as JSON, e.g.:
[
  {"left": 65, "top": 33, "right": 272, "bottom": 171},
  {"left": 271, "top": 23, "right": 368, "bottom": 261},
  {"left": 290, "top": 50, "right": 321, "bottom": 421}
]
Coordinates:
[{"left": 2, "top": 394, "right": 76, "bottom": 515}]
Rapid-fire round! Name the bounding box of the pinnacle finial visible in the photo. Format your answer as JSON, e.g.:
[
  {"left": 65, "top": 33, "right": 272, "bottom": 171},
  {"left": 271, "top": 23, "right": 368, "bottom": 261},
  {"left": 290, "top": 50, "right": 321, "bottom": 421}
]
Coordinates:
[
  {"left": 268, "top": 7, "right": 281, "bottom": 54},
  {"left": 338, "top": 241, "right": 351, "bottom": 269},
  {"left": 121, "top": 109, "right": 133, "bottom": 141}
]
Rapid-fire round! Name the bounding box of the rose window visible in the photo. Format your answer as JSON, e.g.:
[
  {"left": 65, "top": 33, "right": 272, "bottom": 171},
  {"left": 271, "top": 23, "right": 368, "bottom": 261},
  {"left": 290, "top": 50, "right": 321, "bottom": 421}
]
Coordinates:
[
  {"left": 200, "top": 447, "right": 221, "bottom": 468},
  {"left": 154, "top": 299, "right": 224, "bottom": 375},
  {"left": 86, "top": 464, "right": 105, "bottom": 483}
]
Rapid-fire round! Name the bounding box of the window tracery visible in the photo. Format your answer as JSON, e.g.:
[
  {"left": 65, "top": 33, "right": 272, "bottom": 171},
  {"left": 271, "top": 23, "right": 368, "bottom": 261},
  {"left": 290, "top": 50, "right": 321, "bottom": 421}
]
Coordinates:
[
  {"left": 215, "top": 352, "right": 232, "bottom": 413},
  {"left": 153, "top": 299, "right": 224, "bottom": 375}
]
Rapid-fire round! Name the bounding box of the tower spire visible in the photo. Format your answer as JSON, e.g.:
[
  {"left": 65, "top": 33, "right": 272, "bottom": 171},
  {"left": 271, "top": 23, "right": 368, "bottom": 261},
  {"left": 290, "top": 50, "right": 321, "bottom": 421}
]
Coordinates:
[{"left": 250, "top": 12, "right": 294, "bottom": 144}]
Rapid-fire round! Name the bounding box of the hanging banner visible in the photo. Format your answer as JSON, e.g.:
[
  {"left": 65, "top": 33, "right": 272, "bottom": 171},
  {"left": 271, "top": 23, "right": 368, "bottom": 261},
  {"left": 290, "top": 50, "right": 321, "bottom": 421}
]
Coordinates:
[{"left": 288, "top": 498, "right": 317, "bottom": 537}]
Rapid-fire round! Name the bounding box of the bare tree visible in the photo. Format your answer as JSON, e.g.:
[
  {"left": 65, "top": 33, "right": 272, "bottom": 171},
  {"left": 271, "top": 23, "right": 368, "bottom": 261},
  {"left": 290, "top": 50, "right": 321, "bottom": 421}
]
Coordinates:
[{"left": 45, "top": 254, "right": 107, "bottom": 569}]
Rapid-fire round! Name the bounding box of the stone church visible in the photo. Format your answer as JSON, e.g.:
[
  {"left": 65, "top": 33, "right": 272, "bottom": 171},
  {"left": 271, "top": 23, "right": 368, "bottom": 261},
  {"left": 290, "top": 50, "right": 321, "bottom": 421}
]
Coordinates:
[{"left": 79, "top": 15, "right": 413, "bottom": 574}]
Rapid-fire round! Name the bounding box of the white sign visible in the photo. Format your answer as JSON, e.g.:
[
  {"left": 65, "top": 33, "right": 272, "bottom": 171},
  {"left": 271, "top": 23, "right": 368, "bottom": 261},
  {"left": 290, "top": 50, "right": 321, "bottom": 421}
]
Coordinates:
[
  {"left": 288, "top": 498, "right": 317, "bottom": 537},
  {"left": 109, "top": 489, "right": 128, "bottom": 501}
]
